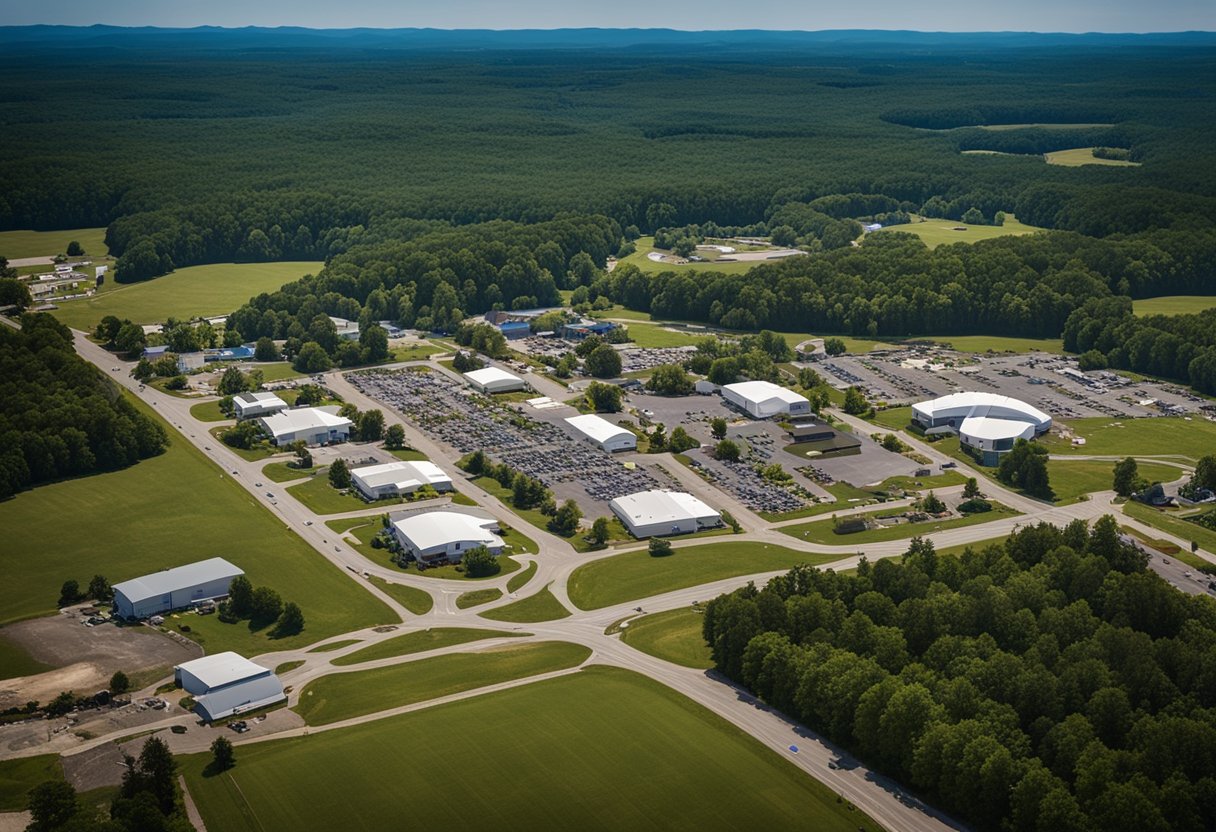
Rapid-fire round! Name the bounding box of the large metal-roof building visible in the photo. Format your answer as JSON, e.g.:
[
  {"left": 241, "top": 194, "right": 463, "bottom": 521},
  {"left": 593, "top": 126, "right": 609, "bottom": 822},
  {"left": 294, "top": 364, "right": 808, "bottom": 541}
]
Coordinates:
[
  {"left": 232, "top": 391, "right": 288, "bottom": 420},
  {"left": 259, "top": 406, "right": 352, "bottom": 446},
  {"left": 610, "top": 490, "right": 722, "bottom": 538},
  {"left": 564, "top": 414, "right": 637, "bottom": 452},
  {"left": 174, "top": 652, "right": 285, "bottom": 722},
  {"left": 722, "top": 381, "right": 811, "bottom": 419},
  {"left": 112, "top": 558, "right": 244, "bottom": 619},
  {"left": 912, "top": 392, "right": 1051, "bottom": 465},
  {"left": 351, "top": 460, "right": 453, "bottom": 499},
  {"left": 464, "top": 367, "right": 527, "bottom": 394},
  {"left": 391, "top": 511, "right": 505, "bottom": 564}
]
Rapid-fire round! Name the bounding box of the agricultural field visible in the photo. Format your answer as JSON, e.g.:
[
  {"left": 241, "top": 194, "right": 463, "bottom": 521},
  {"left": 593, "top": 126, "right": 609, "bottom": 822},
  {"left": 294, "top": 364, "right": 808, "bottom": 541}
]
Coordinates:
[
  {"left": 1044, "top": 147, "right": 1140, "bottom": 167},
  {"left": 619, "top": 608, "right": 713, "bottom": 669},
  {"left": 1132, "top": 296, "right": 1216, "bottom": 317},
  {"left": 48, "top": 261, "right": 322, "bottom": 331},
  {"left": 0, "top": 227, "right": 108, "bottom": 260},
  {"left": 567, "top": 542, "right": 841, "bottom": 610},
  {"left": 293, "top": 641, "right": 591, "bottom": 724},
  {"left": 0, "top": 394, "right": 392, "bottom": 655},
  {"left": 183, "top": 667, "right": 870, "bottom": 832},
  {"left": 871, "top": 216, "right": 1043, "bottom": 249}
]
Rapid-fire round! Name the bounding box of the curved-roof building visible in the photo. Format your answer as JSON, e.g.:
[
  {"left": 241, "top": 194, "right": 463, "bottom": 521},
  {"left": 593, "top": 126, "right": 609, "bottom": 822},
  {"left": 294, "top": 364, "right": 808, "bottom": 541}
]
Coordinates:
[{"left": 912, "top": 392, "right": 1051, "bottom": 465}]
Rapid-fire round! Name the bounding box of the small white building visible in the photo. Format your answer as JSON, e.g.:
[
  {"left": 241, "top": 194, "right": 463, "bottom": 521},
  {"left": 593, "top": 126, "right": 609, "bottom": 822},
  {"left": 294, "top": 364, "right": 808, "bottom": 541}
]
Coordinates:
[
  {"left": 259, "top": 407, "right": 352, "bottom": 446},
  {"left": 610, "top": 490, "right": 722, "bottom": 538},
  {"left": 464, "top": 367, "right": 526, "bottom": 394},
  {"left": 329, "top": 316, "right": 361, "bottom": 341},
  {"left": 174, "top": 652, "right": 285, "bottom": 722},
  {"left": 564, "top": 413, "right": 637, "bottom": 452},
  {"left": 351, "top": 460, "right": 452, "bottom": 499},
  {"left": 722, "top": 380, "right": 811, "bottom": 419},
  {"left": 391, "top": 511, "right": 505, "bottom": 564},
  {"left": 112, "top": 558, "right": 244, "bottom": 619},
  {"left": 232, "top": 391, "right": 288, "bottom": 420}
]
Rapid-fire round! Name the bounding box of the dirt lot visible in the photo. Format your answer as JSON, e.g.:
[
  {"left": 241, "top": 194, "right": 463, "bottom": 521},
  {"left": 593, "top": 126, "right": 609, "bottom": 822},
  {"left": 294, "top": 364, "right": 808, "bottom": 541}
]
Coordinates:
[{"left": 0, "top": 612, "right": 200, "bottom": 707}]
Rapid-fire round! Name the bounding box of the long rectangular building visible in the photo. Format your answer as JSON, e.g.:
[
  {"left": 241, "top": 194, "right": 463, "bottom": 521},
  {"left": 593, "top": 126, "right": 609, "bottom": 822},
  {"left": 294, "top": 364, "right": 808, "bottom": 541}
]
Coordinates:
[
  {"left": 610, "top": 490, "right": 722, "bottom": 538},
  {"left": 351, "top": 460, "right": 452, "bottom": 499},
  {"left": 259, "top": 407, "right": 352, "bottom": 446},
  {"left": 113, "top": 558, "right": 244, "bottom": 619},
  {"left": 722, "top": 381, "right": 811, "bottom": 419},
  {"left": 175, "top": 652, "right": 285, "bottom": 722}
]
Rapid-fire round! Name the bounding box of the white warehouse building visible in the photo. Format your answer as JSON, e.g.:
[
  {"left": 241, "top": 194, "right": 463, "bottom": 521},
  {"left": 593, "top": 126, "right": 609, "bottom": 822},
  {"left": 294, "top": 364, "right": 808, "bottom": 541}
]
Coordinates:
[
  {"left": 912, "top": 392, "right": 1052, "bottom": 466},
  {"left": 174, "top": 652, "right": 286, "bottom": 722},
  {"left": 464, "top": 367, "right": 527, "bottom": 394},
  {"left": 722, "top": 380, "right": 811, "bottom": 419},
  {"left": 610, "top": 490, "right": 723, "bottom": 538},
  {"left": 351, "top": 460, "right": 453, "bottom": 499},
  {"left": 112, "top": 558, "right": 244, "bottom": 619},
  {"left": 259, "top": 407, "right": 352, "bottom": 446},
  {"left": 391, "top": 511, "right": 505, "bottom": 564},
  {"left": 232, "top": 391, "right": 288, "bottom": 420},
  {"left": 564, "top": 413, "right": 637, "bottom": 452}
]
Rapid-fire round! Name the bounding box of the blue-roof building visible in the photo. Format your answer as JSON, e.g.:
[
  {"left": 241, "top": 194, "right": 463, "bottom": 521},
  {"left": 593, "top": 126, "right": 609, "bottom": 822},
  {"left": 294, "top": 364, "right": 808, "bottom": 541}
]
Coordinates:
[
  {"left": 499, "top": 321, "right": 531, "bottom": 340},
  {"left": 205, "top": 345, "right": 256, "bottom": 362},
  {"left": 561, "top": 320, "right": 617, "bottom": 340}
]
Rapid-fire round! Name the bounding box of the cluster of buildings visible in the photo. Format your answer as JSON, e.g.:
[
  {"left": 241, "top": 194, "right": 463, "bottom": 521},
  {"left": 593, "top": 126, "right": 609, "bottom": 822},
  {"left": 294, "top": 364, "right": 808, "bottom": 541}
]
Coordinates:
[{"left": 481, "top": 308, "right": 618, "bottom": 341}]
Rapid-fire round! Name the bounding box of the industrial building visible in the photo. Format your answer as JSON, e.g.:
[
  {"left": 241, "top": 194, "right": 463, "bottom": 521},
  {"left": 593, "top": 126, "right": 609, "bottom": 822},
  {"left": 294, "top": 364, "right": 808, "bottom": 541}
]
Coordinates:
[
  {"left": 785, "top": 423, "right": 862, "bottom": 456},
  {"left": 610, "top": 490, "right": 722, "bottom": 538},
  {"left": 329, "top": 316, "right": 361, "bottom": 341},
  {"left": 464, "top": 366, "right": 527, "bottom": 394},
  {"left": 176, "top": 352, "right": 205, "bottom": 373},
  {"left": 722, "top": 380, "right": 811, "bottom": 419},
  {"left": 564, "top": 413, "right": 637, "bottom": 452},
  {"left": 391, "top": 511, "right": 505, "bottom": 564},
  {"left": 232, "top": 391, "right": 288, "bottom": 420},
  {"left": 351, "top": 460, "right": 453, "bottom": 499},
  {"left": 174, "top": 652, "right": 285, "bottom": 722},
  {"left": 259, "top": 406, "right": 352, "bottom": 446},
  {"left": 912, "top": 392, "right": 1051, "bottom": 465},
  {"left": 112, "top": 557, "right": 244, "bottom": 619}
]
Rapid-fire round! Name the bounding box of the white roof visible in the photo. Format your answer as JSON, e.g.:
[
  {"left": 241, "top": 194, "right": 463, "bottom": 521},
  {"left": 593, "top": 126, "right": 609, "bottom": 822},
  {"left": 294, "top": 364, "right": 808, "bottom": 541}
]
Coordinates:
[
  {"left": 723, "top": 380, "right": 810, "bottom": 406},
  {"left": 391, "top": 512, "right": 503, "bottom": 552},
  {"left": 464, "top": 367, "right": 523, "bottom": 387},
  {"left": 564, "top": 413, "right": 634, "bottom": 445},
  {"left": 113, "top": 558, "right": 243, "bottom": 605},
  {"left": 233, "top": 391, "right": 286, "bottom": 407},
  {"left": 175, "top": 652, "right": 269, "bottom": 689},
  {"left": 610, "top": 490, "right": 719, "bottom": 526},
  {"left": 260, "top": 407, "right": 352, "bottom": 437},
  {"left": 913, "top": 392, "right": 1050, "bottom": 428},
  {"left": 961, "top": 416, "right": 1037, "bottom": 442},
  {"left": 352, "top": 460, "right": 451, "bottom": 490}
]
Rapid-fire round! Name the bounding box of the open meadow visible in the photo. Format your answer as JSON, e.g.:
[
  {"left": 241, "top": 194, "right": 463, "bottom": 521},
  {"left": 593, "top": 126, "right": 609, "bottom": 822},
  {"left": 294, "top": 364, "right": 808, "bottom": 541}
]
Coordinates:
[
  {"left": 1044, "top": 147, "right": 1140, "bottom": 167},
  {"left": 619, "top": 608, "right": 713, "bottom": 669},
  {"left": 1042, "top": 417, "right": 1216, "bottom": 461},
  {"left": 871, "top": 216, "right": 1043, "bottom": 248},
  {"left": 0, "top": 227, "right": 109, "bottom": 260},
  {"left": 183, "top": 667, "right": 871, "bottom": 832},
  {"left": 1133, "top": 296, "right": 1216, "bottom": 316}
]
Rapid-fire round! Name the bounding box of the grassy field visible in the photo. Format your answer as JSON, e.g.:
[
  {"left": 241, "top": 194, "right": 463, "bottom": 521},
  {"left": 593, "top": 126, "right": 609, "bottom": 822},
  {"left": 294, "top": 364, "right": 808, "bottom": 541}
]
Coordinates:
[
  {"left": 1133, "top": 296, "right": 1216, "bottom": 317},
  {"left": 0, "top": 393, "right": 392, "bottom": 654},
  {"left": 285, "top": 467, "right": 388, "bottom": 515},
  {"left": 0, "top": 227, "right": 108, "bottom": 259},
  {"left": 506, "top": 561, "right": 537, "bottom": 593},
  {"left": 188, "top": 400, "right": 229, "bottom": 423},
  {"left": 1047, "top": 459, "right": 1182, "bottom": 503},
  {"left": 456, "top": 588, "right": 503, "bottom": 609},
  {"left": 1042, "top": 417, "right": 1216, "bottom": 461},
  {"left": 275, "top": 660, "right": 305, "bottom": 675},
  {"left": 1124, "top": 502, "right": 1216, "bottom": 564},
  {"left": 779, "top": 503, "right": 1018, "bottom": 545},
  {"left": 620, "top": 608, "right": 712, "bottom": 669},
  {"left": 872, "top": 216, "right": 1042, "bottom": 249},
  {"left": 0, "top": 632, "right": 53, "bottom": 681},
  {"left": 620, "top": 321, "right": 705, "bottom": 348},
  {"left": 367, "top": 576, "right": 434, "bottom": 615},
  {"left": 49, "top": 261, "right": 322, "bottom": 330},
  {"left": 617, "top": 236, "right": 779, "bottom": 276},
  {"left": 183, "top": 666, "right": 868, "bottom": 832},
  {"left": 1045, "top": 147, "right": 1140, "bottom": 167},
  {"left": 260, "top": 460, "right": 313, "bottom": 483},
  {"left": 480, "top": 584, "right": 571, "bottom": 623},
  {"left": 307, "top": 639, "right": 362, "bottom": 653},
  {"left": 0, "top": 754, "right": 63, "bottom": 811},
  {"left": 331, "top": 627, "right": 523, "bottom": 666},
  {"left": 293, "top": 641, "right": 591, "bottom": 725},
  {"left": 567, "top": 542, "right": 842, "bottom": 611}
]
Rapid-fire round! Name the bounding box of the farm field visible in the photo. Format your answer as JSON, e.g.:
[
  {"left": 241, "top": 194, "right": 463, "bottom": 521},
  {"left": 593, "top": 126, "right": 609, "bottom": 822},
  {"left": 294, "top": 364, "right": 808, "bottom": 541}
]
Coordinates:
[
  {"left": 567, "top": 542, "right": 841, "bottom": 611},
  {"left": 293, "top": 641, "right": 591, "bottom": 724},
  {"left": 1045, "top": 147, "right": 1140, "bottom": 166},
  {"left": 0, "top": 227, "right": 108, "bottom": 260},
  {"left": 1133, "top": 296, "right": 1216, "bottom": 317},
  {"left": 331, "top": 627, "right": 522, "bottom": 666},
  {"left": 871, "top": 216, "right": 1043, "bottom": 249},
  {"left": 619, "top": 608, "right": 713, "bottom": 669},
  {"left": 1042, "top": 417, "right": 1216, "bottom": 461},
  {"left": 48, "top": 261, "right": 322, "bottom": 331},
  {"left": 480, "top": 584, "right": 571, "bottom": 623},
  {"left": 0, "top": 394, "right": 392, "bottom": 654},
  {"left": 183, "top": 667, "right": 869, "bottom": 832},
  {"left": 779, "top": 503, "right": 1019, "bottom": 545}
]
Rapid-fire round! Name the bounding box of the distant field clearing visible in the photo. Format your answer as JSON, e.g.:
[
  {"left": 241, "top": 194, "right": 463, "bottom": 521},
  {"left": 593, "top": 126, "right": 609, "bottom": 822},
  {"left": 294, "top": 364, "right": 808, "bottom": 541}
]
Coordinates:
[
  {"left": 1045, "top": 147, "right": 1139, "bottom": 167},
  {"left": 871, "top": 216, "right": 1042, "bottom": 249},
  {"left": 1133, "top": 296, "right": 1216, "bottom": 316}
]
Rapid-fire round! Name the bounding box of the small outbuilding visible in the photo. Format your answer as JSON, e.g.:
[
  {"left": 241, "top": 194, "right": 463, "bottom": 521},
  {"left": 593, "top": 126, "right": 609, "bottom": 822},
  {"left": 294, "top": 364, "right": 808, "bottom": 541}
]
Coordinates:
[
  {"left": 786, "top": 423, "right": 862, "bottom": 456},
  {"left": 259, "top": 407, "right": 352, "bottom": 446},
  {"left": 610, "top": 490, "right": 722, "bottom": 538},
  {"left": 351, "top": 460, "right": 453, "bottom": 499},
  {"left": 174, "top": 652, "right": 285, "bottom": 722},
  {"left": 391, "top": 511, "right": 505, "bottom": 564},
  {"left": 112, "top": 557, "right": 244, "bottom": 619},
  {"left": 722, "top": 380, "right": 811, "bottom": 419},
  {"left": 564, "top": 414, "right": 637, "bottom": 452},
  {"left": 464, "top": 367, "right": 527, "bottom": 394},
  {"left": 232, "top": 391, "right": 288, "bottom": 420}
]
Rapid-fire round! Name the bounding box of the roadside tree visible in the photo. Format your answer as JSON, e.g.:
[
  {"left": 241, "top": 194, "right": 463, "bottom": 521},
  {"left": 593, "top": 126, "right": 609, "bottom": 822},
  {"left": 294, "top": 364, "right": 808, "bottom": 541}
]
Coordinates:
[{"left": 329, "top": 459, "right": 351, "bottom": 489}]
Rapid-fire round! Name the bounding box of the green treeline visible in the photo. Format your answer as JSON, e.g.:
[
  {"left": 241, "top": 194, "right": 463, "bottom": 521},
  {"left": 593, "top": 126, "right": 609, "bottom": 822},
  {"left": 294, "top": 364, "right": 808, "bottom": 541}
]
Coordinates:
[
  {"left": 702, "top": 519, "right": 1216, "bottom": 832},
  {"left": 0, "top": 314, "right": 168, "bottom": 498}
]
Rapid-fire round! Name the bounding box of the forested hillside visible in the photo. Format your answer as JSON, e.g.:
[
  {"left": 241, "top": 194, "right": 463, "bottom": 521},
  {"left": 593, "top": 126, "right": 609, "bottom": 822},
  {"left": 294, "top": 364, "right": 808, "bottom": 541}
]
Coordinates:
[{"left": 703, "top": 520, "right": 1216, "bottom": 832}]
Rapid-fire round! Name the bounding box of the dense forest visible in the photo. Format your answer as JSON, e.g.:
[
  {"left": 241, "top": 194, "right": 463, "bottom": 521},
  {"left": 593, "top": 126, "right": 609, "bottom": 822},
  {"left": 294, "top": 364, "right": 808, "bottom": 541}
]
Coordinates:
[
  {"left": 0, "top": 314, "right": 168, "bottom": 499},
  {"left": 702, "top": 520, "right": 1216, "bottom": 832}
]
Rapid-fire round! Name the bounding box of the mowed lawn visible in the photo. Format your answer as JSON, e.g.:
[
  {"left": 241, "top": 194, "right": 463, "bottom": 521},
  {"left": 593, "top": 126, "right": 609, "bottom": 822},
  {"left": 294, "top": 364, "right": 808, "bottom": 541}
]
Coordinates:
[
  {"left": 0, "top": 227, "right": 108, "bottom": 259},
  {"left": 1133, "top": 296, "right": 1216, "bottom": 316},
  {"left": 1047, "top": 459, "right": 1183, "bottom": 503},
  {"left": 871, "top": 215, "right": 1042, "bottom": 249},
  {"left": 780, "top": 503, "right": 1019, "bottom": 545},
  {"left": 0, "top": 394, "right": 392, "bottom": 654},
  {"left": 567, "top": 542, "right": 841, "bottom": 610},
  {"left": 331, "top": 627, "right": 522, "bottom": 666},
  {"left": 49, "top": 261, "right": 322, "bottom": 330},
  {"left": 617, "top": 236, "right": 768, "bottom": 276},
  {"left": 1042, "top": 417, "right": 1216, "bottom": 461},
  {"left": 293, "top": 641, "right": 591, "bottom": 725},
  {"left": 620, "top": 608, "right": 713, "bottom": 669},
  {"left": 182, "top": 667, "right": 870, "bottom": 832},
  {"left": 480, "top": 583, "right": 571, "bottom": 623},
  {"left": 0, "top": 754, "right": 63, "bottom": 811}
]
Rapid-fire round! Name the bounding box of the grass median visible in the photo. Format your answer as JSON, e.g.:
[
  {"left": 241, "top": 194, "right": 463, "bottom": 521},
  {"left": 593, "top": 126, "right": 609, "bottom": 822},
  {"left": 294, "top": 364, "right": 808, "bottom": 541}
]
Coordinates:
[{"left": 332, "top": 627, "right": 524, "bottom": 666}]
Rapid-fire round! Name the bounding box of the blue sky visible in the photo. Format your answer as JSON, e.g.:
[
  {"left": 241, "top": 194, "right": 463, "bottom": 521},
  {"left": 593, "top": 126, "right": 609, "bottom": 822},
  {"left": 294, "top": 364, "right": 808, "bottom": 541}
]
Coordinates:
[{"left": 3, "top": 0, "right": 1213, "bottom": 32}]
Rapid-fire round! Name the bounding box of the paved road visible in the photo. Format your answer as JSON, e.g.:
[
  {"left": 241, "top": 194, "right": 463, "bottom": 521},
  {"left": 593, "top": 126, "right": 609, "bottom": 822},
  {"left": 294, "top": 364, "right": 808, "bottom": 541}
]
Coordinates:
[{"left": 13, "top": 328, "right": 1212, "bottom": 832}]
